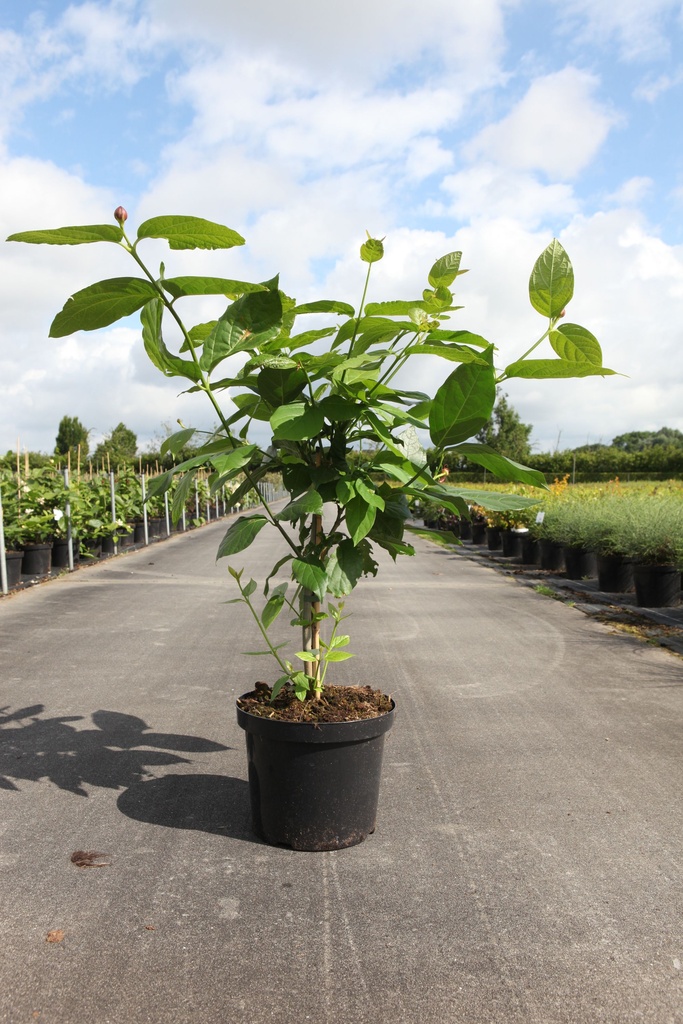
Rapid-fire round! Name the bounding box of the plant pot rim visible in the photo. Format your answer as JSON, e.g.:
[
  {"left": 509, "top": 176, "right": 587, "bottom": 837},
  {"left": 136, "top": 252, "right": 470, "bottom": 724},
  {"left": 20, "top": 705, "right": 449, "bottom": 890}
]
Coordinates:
[{"left": 236, "top": 695, "right": 395, "bottom": 744}]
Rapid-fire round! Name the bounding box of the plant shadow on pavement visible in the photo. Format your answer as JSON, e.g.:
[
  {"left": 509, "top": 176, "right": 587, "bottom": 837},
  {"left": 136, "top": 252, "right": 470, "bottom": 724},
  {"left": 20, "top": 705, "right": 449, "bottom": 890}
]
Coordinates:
[
  {"left": 117, "top": 773, "right": 254, "bottom": 840},
  {"left": 0, "top": 703, "right": 254, "bottom": 840}
]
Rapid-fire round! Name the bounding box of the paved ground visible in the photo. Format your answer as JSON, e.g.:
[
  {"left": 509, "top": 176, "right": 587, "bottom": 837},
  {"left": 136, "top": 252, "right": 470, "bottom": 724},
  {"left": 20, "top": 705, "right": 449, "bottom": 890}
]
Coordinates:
[{"left": 1, "top": 518, "right": 682, "bottom": 1023}]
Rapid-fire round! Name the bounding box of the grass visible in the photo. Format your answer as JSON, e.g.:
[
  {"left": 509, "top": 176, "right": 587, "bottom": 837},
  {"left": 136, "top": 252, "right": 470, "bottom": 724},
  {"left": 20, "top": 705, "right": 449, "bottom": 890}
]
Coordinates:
[{"left": 406, "top": 525, "right": 460, "bottom": 549}]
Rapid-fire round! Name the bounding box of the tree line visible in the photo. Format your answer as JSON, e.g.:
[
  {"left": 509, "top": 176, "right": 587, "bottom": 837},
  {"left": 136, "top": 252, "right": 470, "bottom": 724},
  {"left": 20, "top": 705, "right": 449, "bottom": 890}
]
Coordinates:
[{"left": 4, "top": 408, "right": 683, "bottom": 480}]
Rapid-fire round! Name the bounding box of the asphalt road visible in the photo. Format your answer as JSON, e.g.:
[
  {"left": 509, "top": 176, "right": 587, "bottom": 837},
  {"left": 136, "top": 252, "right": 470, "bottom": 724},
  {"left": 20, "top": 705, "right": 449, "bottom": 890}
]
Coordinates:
[{"left": 1, "top": 519, "right": 682, "bottom": 1023}]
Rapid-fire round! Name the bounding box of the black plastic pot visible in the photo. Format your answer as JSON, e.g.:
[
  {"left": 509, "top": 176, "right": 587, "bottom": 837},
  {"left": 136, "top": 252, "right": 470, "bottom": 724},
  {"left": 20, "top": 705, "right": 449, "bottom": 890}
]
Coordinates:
[
  {"left": 597, "top": 554, "right": 634, "bottom": 593},
  {"left": 486, "top": 527, "right": 502, "bottom": 551},
  {"left": 520, "top": 535, "right": 540, "bottom": 564},
  {"left": 51, "top": 538, "right": 80, "bottom": 568},
  {"left": 236, "top": 698, "right": 395, "bottom": 852},
  {"left": 458, "top": 518, "right": 472, "bottom": 541},
  {"left": 501, "top": 530, "right": 523, "bottom": 558},
  {"left": 471, "top": 522, "right": 486, "bottom": 545},
  {"left": 119, "top": 525, "right": 135, "bottom": 549},
  {"left": 633, "top": 564, "right": 681, "bottom": 608},
  {"left": 539, "top": 539, "right": 564, "bottom": 571},
  {"left": 562, "top": 545, "right": 597, "bottom": 580},
  {"left": 4, "top": 550, "right": 23, "bottom": 588},
  {"left": 21, "top": 542, "right": 53, "bottom": 576},
  {"left": 133, "top": 522, "right": 146, "bottom": 544}
]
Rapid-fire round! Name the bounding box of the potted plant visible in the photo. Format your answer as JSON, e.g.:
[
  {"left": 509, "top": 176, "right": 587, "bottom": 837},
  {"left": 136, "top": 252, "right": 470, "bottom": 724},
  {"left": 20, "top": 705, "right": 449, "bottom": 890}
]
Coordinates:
[
  {"left": 9, "top": 212, "right": 614, "bottom": 848},
  {"left": 613, "top": 495, "right": 682, "bottom": 607}
]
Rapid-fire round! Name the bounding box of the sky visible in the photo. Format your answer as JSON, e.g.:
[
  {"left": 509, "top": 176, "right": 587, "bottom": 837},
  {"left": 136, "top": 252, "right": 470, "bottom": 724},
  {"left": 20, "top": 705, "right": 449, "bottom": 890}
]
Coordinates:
[{"left": 1, "top": 0, "right": 682, "bottom": 459}]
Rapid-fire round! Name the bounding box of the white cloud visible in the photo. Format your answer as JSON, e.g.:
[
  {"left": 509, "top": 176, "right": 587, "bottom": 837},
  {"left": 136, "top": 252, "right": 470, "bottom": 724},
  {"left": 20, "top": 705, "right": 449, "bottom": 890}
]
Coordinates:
[
  {"left": 464, "top": 68, "right": 617, "bottom": 179},
  {"left": 436, "top": 165, "right": 578, "bottom": 227},
  {"left": 552, "top": 0, "right": 682, "bottom": 61}
]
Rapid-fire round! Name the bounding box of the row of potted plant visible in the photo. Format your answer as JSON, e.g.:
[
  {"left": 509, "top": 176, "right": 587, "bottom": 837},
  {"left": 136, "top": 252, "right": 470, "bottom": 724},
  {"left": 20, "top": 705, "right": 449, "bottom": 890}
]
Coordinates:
[
  {"left": 429, "top": 483, "right": 682, "bottom": 607},
  {"left": 0, "top": 465, "right": 268, "bottom": 588}
]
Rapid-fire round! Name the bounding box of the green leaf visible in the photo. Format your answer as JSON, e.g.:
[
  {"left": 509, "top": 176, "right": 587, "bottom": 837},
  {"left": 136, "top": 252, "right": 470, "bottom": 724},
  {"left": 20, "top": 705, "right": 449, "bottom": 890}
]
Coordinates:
[
  {"left": 275, "top": 488, "right": 324, "bottom": 521},
  {"left": 449, "top": 443, "right": 548, "bottom": 488},
  {"left": 360, "top": 237, "right": 384, "bottom": 263},
  {"left": 146, "top": 471, "right": 173, "bottom": 499},
  {"left": 295, "top": 651, "right": 320, "bottom": 663},
  {"left": 216, "top": 515, "right": 268, "bottom": 559},
  {"left": 243, "top": 578, "right": 258, "bottom": 598},
  {"left": 7, "top": 224, "right": 124, "bottom": 245},
  {"left": 355, "top": 478, "right": 385, "bottom": 510},
  {"left": 503, "top": 359, "right": 616, "bottom": 379},
  {"left": 262, "top": 583, "right": 288, "bottom": 628},
  {"left": 171, "top": 471, "right": 195, "bottom": 522},
  {"left": 428, "top": 251, "right": 463, "bottom": 288},
  {"left": 137, "top": 216, "right": 245, "bottom": 250},
  {"left": 50, "top": 277, "right": 158, "bottom": 337},
  {"left": 325, "top": 541, "right": 364, "bottom": 597},
  {"left": 429, "top": 347, "right": 496, "bottom": 447},
  {"left": 257, "top": 367, "right": 307, "bottom": 409},
  {"left": 271, "top": 676, "right": 289, "bottom": 700},
  {"left": 318, "top": 395, "right": 359, "bottom": 421},
  {"left": 201, "top": 290, "right": 283, "bottom": 373},
  {"left": 407, "top": 342, "right": 487, "bottom": 364},
  {"left": 141, "top": 298, "right": 202, "bottom": 381},
  {"left": 447, "top": 488, "right": 542, "bottom": 511},
  {"left": 160, "top": 427, "right": 197, "bottom": 458},
  {"left": 529, "top": 239, "right": 574, "bottom": 319},
  {"left": 345, "top": 495, "right": 377, "bottom": 545},
  {"left": 324, "top": 651, "right": 354, "bottom": 663},
  {"left": 549, "top": 323, "right": 603, "bottom": 365},
  {"left": 162, "top": 276, "right": 265, "bottom": 299},
  {"left": 292, "top": 558, "right": 328, "bottom": 601},
  {"left": 270, "top": 402, "right": 325, "bottom": 441},
  {"left": 211, "top": 445, "right": 258, "bottom": 478},
  {"left": 292, "top": 300, "right": 355, "bottom": 316},
  {"left": 363, "top": 300, "right": 428, "bottom": 316}
]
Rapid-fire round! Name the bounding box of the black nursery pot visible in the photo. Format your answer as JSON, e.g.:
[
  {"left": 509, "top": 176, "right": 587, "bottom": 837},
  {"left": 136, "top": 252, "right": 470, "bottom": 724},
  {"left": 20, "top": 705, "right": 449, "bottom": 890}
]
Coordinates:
[
  {"left": 236, "top": 699, "right": 395, "bottom": 852},
  {"left": 21, "top": 542, "right": 53, "bottom": 576},
  {"left": 597, "top": 554, "right": 634, "bottom": 593},
  {"left": 4, "top": 550, "right": 23, "bottom": 588},
  {"left": 633, "top": 564, "right": 681, "bottom": 608},
  {"left": 539, "top": 538, "right": 564, "bottom": 571},
  {"left": 562, "top": 545, "right": 597, "bottom": 580}
]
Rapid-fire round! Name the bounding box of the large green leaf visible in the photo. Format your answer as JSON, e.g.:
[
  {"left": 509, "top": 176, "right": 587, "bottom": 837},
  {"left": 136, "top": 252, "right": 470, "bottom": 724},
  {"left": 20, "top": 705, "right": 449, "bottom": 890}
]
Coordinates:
[
  {"left": 450, "top": 443, "right": 548, "bottom": 488},
  {"left": 549, "top": 323, "right": 603, "bottom": 364},
  {"left": 428, "top": 251, "right": 463, "bottom": 288},
  {"left": 162, "top": 277, "right": 266, "bottom": 299},
  {"left": 429, "top": 347, "right": 496, "bottom": 447},
  {"left": 345, "top": 495, "right": 377, "bottom": 545},
  {"left": 292, "top": 300, "right": 355, "bottom": 316},
  {"left": 270, "top": 402, "right": 325, "bottom": 441},
  {"left": 275, "top": 488, "right": 324, "bottom": 522},
  {"left": 201, "top": 290, "right": 283, "bottom": 373},
  {"left": 216, "top": 515, "right": 269, "bottom": 559},
  {"left": 325, "top": 541, "right": 365, "bottom": 597},
  {"left": 363, "top": 300, "right": 427, "bottom": 316},
  {"left": 291, "top": 558, "right": 328, "bottom": 601},
  {"left": 141, "top": 298, "right": 202, "bottom": 381},
  {"left": 137, "top": 216, "right": 245, "bottom": 250},
  {"left": 529, "top": 239, "right": 574, "bottom": 318},
  {"left": 446, "top": 488, "right": 542, "bottom": 512},
  {"left": 503, "top": 359, "right": 616, "bottom": 379},
  {"left": 318, "top": 395, "right": 359, "bottom": 421},
  {"left": 407, "top": 342, "right": 487, "bottom": 364},
  {"left": 211, "top": 445, "right": 258, "bottom": 478},
  {"left": 7, "top": 224, "right": 124, "bottom": 245},
  {"left": 160, "top": 427, "right": 197, "bottom": 458},
  {"left": 50, "top": 277, "right": 158, "bottom": 336},
  {"left": 261, "top": 583, "right": 288, "bottom": 628},
  {"left": 257, "top": 367, "right": 307, "bottom": 409}
]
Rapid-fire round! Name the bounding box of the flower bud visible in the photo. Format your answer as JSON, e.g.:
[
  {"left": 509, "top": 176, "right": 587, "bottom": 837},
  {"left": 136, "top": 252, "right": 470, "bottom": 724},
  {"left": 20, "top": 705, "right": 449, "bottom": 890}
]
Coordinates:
[
  {"left": 559, "top": 308, "right": 566, "bottom": 317},
  {"left": 114, "top": 206, "right": 128, "bottom": 224}
]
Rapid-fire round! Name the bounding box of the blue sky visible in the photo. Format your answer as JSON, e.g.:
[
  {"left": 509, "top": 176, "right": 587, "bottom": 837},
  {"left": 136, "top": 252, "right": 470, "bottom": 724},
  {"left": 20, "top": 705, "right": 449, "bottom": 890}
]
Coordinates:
[{"left": 1, "top": 0, "right": 682, "bottom": 458}]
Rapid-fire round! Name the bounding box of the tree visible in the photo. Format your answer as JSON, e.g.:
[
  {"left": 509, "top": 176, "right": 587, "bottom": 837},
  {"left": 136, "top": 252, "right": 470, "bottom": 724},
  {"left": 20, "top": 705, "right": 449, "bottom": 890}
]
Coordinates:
[
  {"left": 612, "top": 428, "right": 683, "bottom": 452},
  {"left": 476, "top": 392, "right": 533, "bottom": 464},
  {"left": 93, "top": 422, "right": 138, "bottom": 468},
  {"left": 55, "top": 415, "right": 89, "bottom": 461}
]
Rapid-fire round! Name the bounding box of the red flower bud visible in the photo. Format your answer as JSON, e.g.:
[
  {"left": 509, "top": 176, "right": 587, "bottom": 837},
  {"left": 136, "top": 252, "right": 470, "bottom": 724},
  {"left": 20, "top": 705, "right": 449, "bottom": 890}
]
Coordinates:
[
  {"left": 114, "top": 206, "right": 128, "bottom": 224},
  {"left": 559, "top": 308, "right": 566, "bottom": 317}
]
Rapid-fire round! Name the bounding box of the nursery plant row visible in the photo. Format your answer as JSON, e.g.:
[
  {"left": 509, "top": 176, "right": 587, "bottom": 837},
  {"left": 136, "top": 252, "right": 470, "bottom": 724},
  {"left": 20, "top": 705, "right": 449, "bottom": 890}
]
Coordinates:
[
  {"left": 420, "top": 478, "right": 683, "bottom": 608},
  {"left": 0, "top": 465, "right": 284, "bottom": 594}
]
